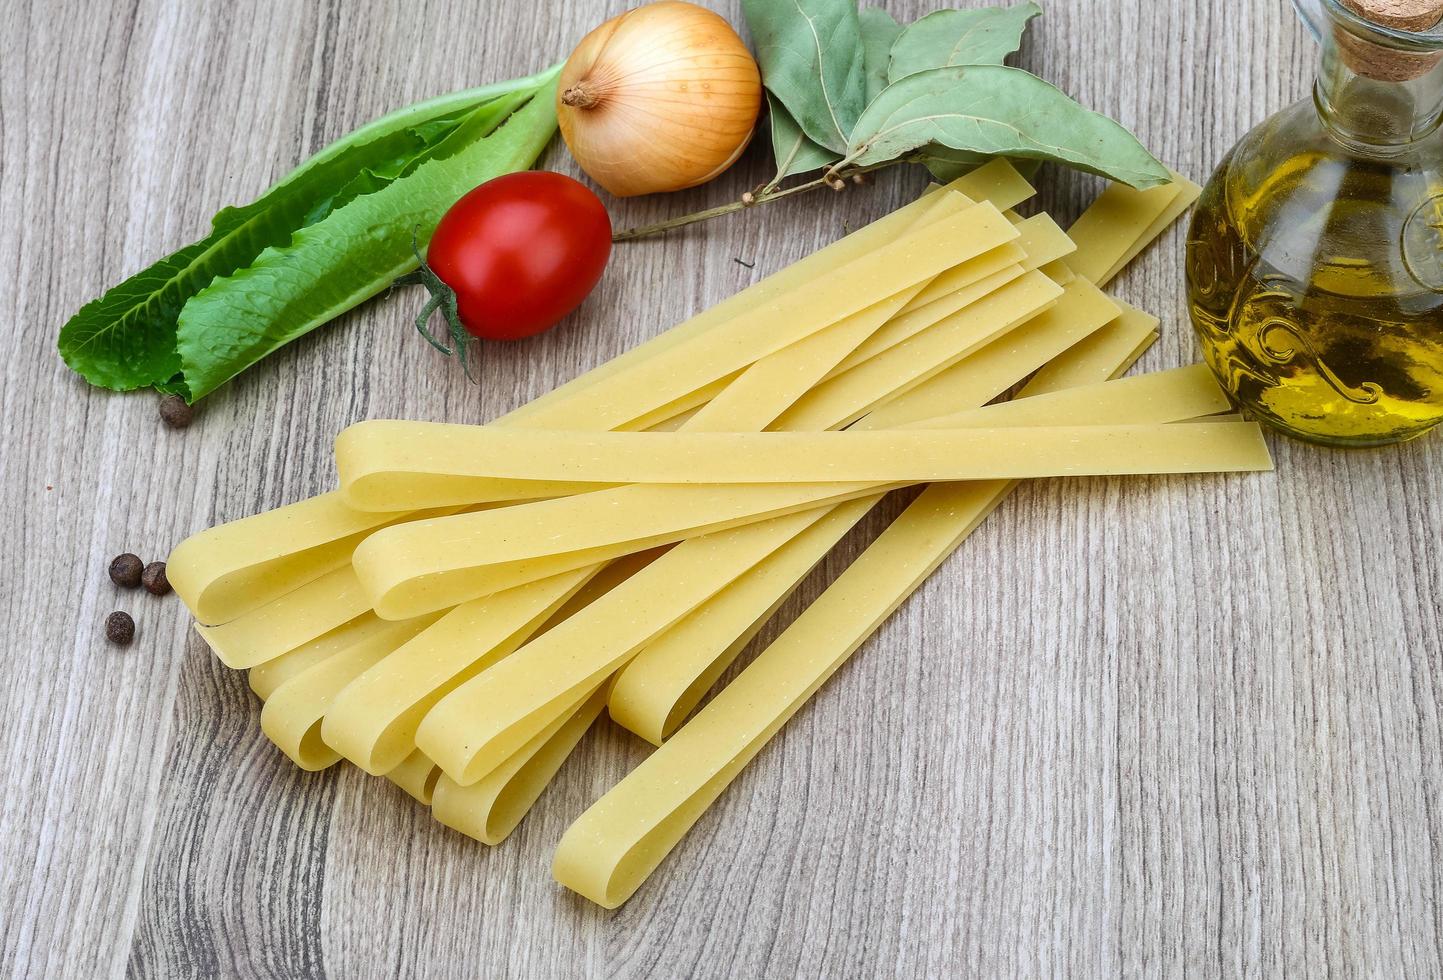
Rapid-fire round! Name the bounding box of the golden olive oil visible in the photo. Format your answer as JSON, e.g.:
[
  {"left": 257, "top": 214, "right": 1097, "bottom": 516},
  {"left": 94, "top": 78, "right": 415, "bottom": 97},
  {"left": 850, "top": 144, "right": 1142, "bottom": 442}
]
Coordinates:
[{"left": 1188, "top": 2, "right": 1443, "bottom": 447}]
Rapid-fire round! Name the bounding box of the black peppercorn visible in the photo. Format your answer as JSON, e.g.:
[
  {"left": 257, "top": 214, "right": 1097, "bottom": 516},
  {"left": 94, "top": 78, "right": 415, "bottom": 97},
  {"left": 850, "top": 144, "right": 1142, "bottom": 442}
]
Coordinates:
[
  {"left": 109, "top": 553, "right": 144, "bottom": 588},
  {"left": 106, "top": 611, "right": 135, "bottom": 646},
  {"left": 141, "top": 561, "right": 171, "bottom": 596},
  {"left": 159, "top": 394, "right": 193, "bottom": 429}
]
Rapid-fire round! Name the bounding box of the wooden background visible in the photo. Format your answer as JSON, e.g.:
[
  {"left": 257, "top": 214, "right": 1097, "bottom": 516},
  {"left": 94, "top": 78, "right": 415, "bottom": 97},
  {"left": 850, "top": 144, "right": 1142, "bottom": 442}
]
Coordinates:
[{"left": 3, "top": 0, "right": 1440, "bottom": 977}]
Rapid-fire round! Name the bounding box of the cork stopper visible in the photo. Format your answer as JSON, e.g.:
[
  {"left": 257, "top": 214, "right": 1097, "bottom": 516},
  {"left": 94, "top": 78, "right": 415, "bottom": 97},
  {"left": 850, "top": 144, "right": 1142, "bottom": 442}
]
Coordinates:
[
  {"left": 1341, "top": 0, "right": 1443, "bottom": 31},
  {"left": 1337, "top": 0, "right": 1443, "bottom": 80}
]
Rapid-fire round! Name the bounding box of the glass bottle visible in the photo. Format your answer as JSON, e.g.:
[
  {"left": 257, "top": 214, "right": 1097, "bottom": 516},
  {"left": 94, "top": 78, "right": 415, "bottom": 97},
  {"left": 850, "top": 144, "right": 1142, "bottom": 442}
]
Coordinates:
[{"left": 1187, "top": 0, "right": 1443, "bottom": 446}]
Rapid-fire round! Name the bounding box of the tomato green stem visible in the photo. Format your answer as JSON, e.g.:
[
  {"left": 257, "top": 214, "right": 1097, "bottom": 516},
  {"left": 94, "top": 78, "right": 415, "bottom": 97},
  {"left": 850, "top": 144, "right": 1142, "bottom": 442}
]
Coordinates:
[{"left": 396, "top": 236, "right": 480, "bottom": 382}]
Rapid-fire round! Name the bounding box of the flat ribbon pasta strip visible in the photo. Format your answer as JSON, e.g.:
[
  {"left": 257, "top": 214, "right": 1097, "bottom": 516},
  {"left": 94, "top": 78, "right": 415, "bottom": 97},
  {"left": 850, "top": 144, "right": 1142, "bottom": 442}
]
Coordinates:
[
  {"left": 609, "top": 498, "right": 877, "bottom": 745},
  {"left": 169, "top": 492, "right": 427, "bottom": 627},
  {"left": 680, "top": 288, "right": 930, "bottom": 433},
  {"left": 247, "top": 612, "right": 401, "bottom": 701},
  {"left": 835, "top": 212, "right": 1078, "bottom": 376},
  {"left": 1028, "top": 299, "right": 1155, "bottom": 392},
  {"left": 554, "top": 481, "right": 1013, "bottom": 907},
  {"left": 623, "top": 190, "right": 984, "bottom": 438},
  {"left": 191, "top": 502, "right": 503, "bottom": 669},
  {"left": 431, "top": 682, "right": 610, "bottom": 845},
  {"left": 613, "top": 372, "right": 742, "bottom": 433},
  {"left": 768, "top": 272, "right": 1065, "bottom": 432},
  {"left": 1098, "top": 175, "right": 1201, "bottom": 285},
  {"left": 334, "top": 422, "right": 1271, "bottom": 488},
  {"left": 912, "top": 364, "right": 1227, "bottom": 431},
  {"left": 682, "top": 249, "right": 1019, "bottom": 433},
  {"left": 1065, "top": 173, "right": 1185, "bottom": 284},
  {"left": 895, "top": 245, "right": 1025, "bottom": 316},
  {"left": 258, "top": 611, "right": 442, "bottom": 770},
  {"left": 386, "top": 749, "right": 444, "bottom": 806},
  {"left": 858, "top": 298, "right": 1158, "bottom": 430},
  {"left": 198, "top": 565, "right": 375, "bottom": 670},
  {"left": 1040, "top": 259, "right": 1076, "bottom": 284}
]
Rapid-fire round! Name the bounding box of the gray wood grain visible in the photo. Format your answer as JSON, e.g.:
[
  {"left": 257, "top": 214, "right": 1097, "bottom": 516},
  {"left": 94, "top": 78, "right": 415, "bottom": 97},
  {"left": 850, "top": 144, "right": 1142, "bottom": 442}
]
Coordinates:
[{"left": 2, "top": 0, "right": 1440, "bottom": 977}]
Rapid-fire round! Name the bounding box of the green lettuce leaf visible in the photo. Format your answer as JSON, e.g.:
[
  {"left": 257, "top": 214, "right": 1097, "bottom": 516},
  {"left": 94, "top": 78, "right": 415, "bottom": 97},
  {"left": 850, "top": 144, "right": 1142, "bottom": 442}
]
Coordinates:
[
  {"left": 174, "top": 74, "right": 560, "bottom": 401},
  {"left": 58, "top": 66, "right": 559, "bottom": 398}
]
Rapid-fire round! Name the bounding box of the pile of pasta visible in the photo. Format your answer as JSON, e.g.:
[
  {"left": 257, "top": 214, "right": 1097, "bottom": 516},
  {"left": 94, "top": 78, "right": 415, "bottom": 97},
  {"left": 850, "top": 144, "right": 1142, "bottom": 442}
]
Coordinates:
[{"left": 168, "top": 161, "right": 1269, "bottom": 908}]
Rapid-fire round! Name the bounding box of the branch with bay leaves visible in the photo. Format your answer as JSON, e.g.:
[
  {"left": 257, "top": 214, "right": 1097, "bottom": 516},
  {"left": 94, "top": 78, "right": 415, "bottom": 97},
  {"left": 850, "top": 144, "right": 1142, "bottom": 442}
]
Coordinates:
[{"left": 613, "top": 2, "right": 1170, "bottom": 243}]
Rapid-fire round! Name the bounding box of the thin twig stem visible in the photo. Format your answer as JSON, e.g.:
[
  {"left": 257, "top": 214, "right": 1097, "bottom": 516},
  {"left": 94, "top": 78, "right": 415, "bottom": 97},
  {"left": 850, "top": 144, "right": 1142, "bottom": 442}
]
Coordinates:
[{"left": 611, "top": 159, "right": 910, "bottom": 242}]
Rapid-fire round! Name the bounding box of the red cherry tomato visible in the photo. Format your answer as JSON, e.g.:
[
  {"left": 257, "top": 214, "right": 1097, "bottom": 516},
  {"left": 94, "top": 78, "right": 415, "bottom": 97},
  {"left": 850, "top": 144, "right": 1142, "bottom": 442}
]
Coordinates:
[{"left": 426, "top": 171, "right": 612, "bottom": 341}]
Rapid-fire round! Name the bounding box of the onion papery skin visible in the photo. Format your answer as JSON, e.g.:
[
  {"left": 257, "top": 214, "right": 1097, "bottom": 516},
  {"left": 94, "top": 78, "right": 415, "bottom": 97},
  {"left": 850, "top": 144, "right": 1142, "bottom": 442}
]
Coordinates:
[{"left": 557, "top": 1, "right": 762, "bottom": 197}]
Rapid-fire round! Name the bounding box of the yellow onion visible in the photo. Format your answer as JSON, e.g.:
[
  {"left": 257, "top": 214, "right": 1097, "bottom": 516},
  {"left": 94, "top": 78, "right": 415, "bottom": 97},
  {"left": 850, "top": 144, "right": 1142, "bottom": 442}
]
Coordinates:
[{"left": 557, "top": 1, "right": 762, "bottom": 197}]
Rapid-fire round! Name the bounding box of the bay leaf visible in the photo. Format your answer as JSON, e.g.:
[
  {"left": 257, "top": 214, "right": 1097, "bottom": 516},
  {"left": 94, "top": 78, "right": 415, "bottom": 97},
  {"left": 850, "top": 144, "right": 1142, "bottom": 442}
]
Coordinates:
[
  {"left": 859, "top": 7, "right": 903, "bottom": 104},
  {"left": 916, "top": 145, "right": 1042, "bottom": 183},
  {"left": 887, "top": 4, "right": 1042, "bottom": 82},
  {"left": 914, "top": 145, "right": 991, "bottom": 183},
  {"left": 845, "top": 65, "right": 1170, "bottom": 188},
  {"left": 741, "top": 0, "right": 868, "bottom": 154},
  {"left": 768, "top": 94, "right": 841, "bottom": 184}
]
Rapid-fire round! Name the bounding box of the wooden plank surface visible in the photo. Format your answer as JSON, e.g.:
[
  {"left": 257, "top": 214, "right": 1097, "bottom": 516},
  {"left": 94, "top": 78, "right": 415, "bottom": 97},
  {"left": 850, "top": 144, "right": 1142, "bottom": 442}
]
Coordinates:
[{"left": 2, "top": 0, "right": 1440, "bottom": 977}]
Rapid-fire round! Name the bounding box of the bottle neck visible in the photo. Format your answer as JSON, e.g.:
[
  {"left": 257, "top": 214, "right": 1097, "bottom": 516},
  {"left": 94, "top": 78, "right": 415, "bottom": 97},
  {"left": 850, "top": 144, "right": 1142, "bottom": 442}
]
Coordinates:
[{"left": 1314, "top": 23, "right": 1443, "bottom": 151}]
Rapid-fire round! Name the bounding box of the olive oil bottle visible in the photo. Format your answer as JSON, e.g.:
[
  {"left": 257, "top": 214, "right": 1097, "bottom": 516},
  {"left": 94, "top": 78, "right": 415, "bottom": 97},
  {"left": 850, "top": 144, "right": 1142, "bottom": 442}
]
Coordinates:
[{"left": 1187, "top": 0, "right": 1443, "bottom": 446}]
